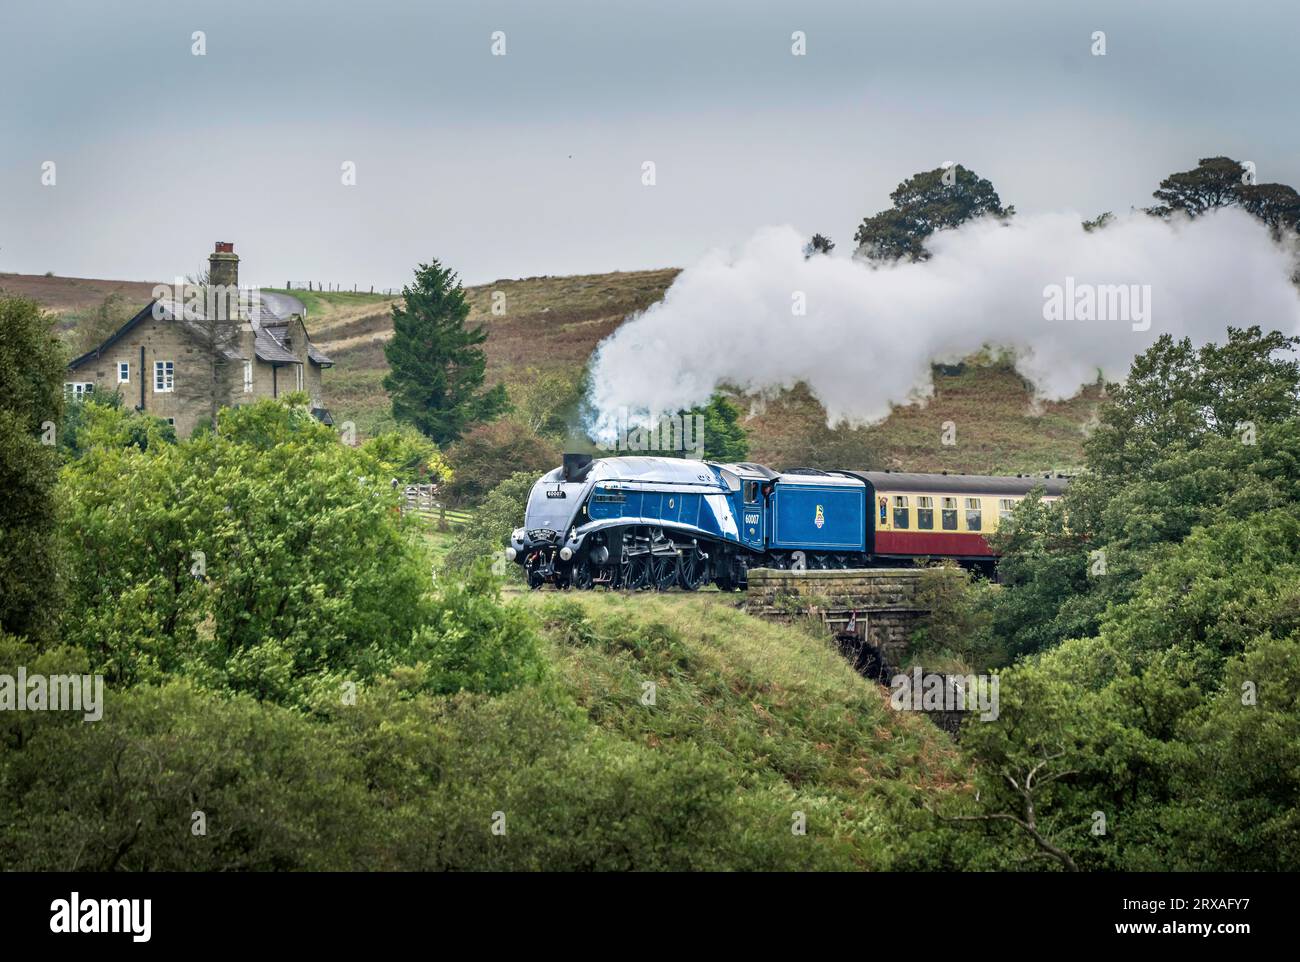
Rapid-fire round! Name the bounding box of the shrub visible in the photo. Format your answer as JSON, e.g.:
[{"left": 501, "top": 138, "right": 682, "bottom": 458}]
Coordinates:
[
  {"left": 406, "top": 561, "right": 546, "bottom": 695},
  {"left": 443, "top": 419, "right": 558, "bottom": 505}
]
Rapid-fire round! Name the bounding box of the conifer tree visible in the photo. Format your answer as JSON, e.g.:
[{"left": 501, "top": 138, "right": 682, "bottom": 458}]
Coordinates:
[{"left": 383, "top": 260, "right": 507, "bottom": 444}]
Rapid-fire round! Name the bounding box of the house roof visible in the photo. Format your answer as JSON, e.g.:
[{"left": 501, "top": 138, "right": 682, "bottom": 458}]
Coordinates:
[
  {"left": 67, "top": 290, "right": 332, "bottom": 369},
  {"left": 67, "top": 300, "right": 246, "bottom": 368}
]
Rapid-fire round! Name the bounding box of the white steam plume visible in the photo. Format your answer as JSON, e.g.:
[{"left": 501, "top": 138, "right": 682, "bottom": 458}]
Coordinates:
[{"left": 586, "top": 208, "right": 1300, "bottom": 437}]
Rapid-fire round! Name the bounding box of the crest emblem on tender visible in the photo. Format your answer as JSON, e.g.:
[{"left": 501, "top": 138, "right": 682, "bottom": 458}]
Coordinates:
[{"left": 814, "top": 504, "right": 825, "bottom": 528}]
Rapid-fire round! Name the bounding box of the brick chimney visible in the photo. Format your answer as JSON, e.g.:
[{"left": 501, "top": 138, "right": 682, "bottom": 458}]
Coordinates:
[{"left": 209, "top": 241, "right": 239, "bottom": 288}]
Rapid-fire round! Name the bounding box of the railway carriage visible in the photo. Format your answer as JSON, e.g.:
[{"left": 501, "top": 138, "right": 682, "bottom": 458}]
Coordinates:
[{"left": 508, "top": 454, "right": 1067, "bottom": 590}]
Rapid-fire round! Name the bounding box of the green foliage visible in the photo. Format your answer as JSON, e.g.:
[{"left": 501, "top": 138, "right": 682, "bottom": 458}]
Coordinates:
[
  {"left": 59, "top": 393, "right": 176, "bottom": 460},
  {"left": 654, "top": 393, "right": 750, "bottom": 462},
  {"left": 0, "top": 677, "right": 375, "bottom": 870},
  {"left": 907, "top": 564, "right": 1000, "bottom": 670},
  {"left": 359, "top": 424, "right": 451, "bottom": 484},
  {"left": 985, "top": 492, "right": 1095, "bottom": 659},
  {"left": 854, "top": 165, "right": 1013, "bottom": 262},
  {"left": 443, "top": 470, "right": 535, "bottom": 577},
  {"left": 696, "top": 394, "right": 750, "bottom": 462},
  {"left": 0, "top": 295, "right": 65, "bottom": 645},
  {"left": 442, "top": 418, "right": 559, "bottom": 505},
  {"left": 405, "top": 561, "right": 546, "bottom": 695},
  {"left": 508, "top": 366, "right": 584, "bottom": 441},
  {"left": 931, "top": 327, "right": 1300, "bottom": 871},
  {"left": 1148, "top": 155, "right": 1300, "bottom": 235},
  {"left": 803, "top": 233, "right": 835, "bottom": 257},
  {"left": 383, "top": 259, "right": 508, "bottom": 445},
  {"left": 1085, "top": 327, "right": 1300, "bottom": 483},
  {"left": 58, "top": 397, "right": 432, "bottom": 706}
]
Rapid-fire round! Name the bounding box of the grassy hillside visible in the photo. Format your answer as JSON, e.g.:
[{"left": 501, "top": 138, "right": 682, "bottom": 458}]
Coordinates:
[
  {"left": 526, "top": 589, "right": 964, "bottom": 867},
  {"left": 18, "top": 268, "right": 1097, "bottom": 475}
]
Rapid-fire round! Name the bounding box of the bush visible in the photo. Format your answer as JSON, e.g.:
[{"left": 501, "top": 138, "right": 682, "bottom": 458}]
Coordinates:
[
  {"left": 442, "top": 471, "right": 534, "bottom": 577},
  {"left": 58, "top": 397, "right": 433, "bottom": 706},
  {"left": 443, "top": 419, "right": 558, "bottom": 505},
  {"left": 405, "top": 561, "right": 547, "bottom": 695},
  {"left": 359, "top": 425, "right": 451, "bottom": 485}
]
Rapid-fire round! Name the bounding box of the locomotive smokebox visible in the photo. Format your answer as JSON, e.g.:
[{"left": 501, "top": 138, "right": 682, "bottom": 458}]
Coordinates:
[{"left": 562, "top": 452, "right": 594, "bottom": 482}]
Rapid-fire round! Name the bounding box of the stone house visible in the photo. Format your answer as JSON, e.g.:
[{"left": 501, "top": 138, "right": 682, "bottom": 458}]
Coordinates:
[{"left": 65, "top": 242, "right": 333, "bottom": 437}]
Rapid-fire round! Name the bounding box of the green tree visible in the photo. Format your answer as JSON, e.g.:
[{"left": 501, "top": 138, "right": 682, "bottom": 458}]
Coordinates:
[
  {"left": 383, "top": 259, "right": 508, "bottom": 444},
  {"left": 1084, "top": 326, "right": 1300, "bottom": 483},
  {"left": 59, "top": 397, "right": 433, "bottom": 706},
  {"left": 1148, "top": 155, "right": 1300, "bottom": 236},
  {"left": 657, "top": 394, "right": 750, "bottom": 462},
  {"left": 803, "top": 233, "right": 835, "bottom": 258},
  {"left": 443, "top": 419, "right": 559, "bottom": 505},
  {"left": 1148, "top": 155, "right": 1248, "bottom": 218},
  {"left": 0, "top": 295, "right": 64, "bottom": 644},
  {"left": 360, "top": 424, "right": 451, "bottom": 485},
  {"left": 406, "top": 560, "right": 546, "bottom": 695},
  {"left": 443, "top": 470, "right": 535, "bottom": 576},
  {"left": 697, "top": 394, "right": 750, "bottom": 462},
  {"left": 854, "top": 165, "right": 1013, "bottom": 262}
]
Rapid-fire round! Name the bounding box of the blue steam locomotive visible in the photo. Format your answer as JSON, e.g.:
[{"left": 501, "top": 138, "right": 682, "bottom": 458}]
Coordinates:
[{"left": 507, "top": 453, "right": 1067, "bottom": 590}]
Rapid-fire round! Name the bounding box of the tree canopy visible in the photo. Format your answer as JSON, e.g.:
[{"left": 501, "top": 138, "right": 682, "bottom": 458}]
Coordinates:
[
  {"left": 383, "top": 259, "right": 508, "bottom": 445},
  {"left": 854, "top": 164, "right": 1013, "bottom": 262}
]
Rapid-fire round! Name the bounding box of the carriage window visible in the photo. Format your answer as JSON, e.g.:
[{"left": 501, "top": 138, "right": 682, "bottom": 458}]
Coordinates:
[
  {"left": 743, "top": 481, "right": 759, "bottom": 504},
  {"left": 998, "top": 498, "right": 1017, "bottom": 522},
  {"left": 941, "top": 496, "right": 958, "bottom": 530},
  {"left": 916, "top": 495, "right": 933, "bottom": 530},
  {"left": 965, "top": 497, "right": 982, "bottom": 531},
  {"left": 892, "top": 495, "right": 909, "bottom": 529}
]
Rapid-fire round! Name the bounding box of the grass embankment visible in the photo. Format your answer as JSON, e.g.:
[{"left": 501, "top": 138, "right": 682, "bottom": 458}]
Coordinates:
[{"left": 524, "top": 589, "right": 965, "bottom": 867}]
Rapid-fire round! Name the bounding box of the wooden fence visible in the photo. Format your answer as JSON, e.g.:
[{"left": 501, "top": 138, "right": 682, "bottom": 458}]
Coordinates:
[
  {"left": 285, "top": 281, "right": 400, "bottom": 295},
  {"left": 400, "top": 484, "right": 472, "bottom": 528}
]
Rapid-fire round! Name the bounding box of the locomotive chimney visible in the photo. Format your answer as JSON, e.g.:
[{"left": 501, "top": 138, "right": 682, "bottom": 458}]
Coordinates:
[{"left": 562, "top": 452, "right": 593, "bottom": 482}]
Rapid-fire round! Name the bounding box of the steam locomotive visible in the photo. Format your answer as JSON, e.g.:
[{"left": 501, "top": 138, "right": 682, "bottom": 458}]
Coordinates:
[{"left": 507, "top": 453, "right": 1067, "bottom": 590}]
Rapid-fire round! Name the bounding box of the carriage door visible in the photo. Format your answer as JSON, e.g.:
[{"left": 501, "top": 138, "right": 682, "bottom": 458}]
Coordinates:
[{"left": 741, "top": 480, "right": 765, "bottom": 550}]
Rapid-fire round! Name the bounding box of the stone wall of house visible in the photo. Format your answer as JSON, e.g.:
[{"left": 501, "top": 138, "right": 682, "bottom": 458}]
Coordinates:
[
  {"left": 67, "top": 314, "right": 238, "bottom": 438},
  {"left": 69, "top": 312, "right": 330, "bottom": 437}
]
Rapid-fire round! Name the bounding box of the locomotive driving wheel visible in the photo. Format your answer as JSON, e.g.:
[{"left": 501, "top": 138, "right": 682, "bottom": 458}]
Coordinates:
[
  {"left": 650, "top": 552, "right": 679, "bottom": 591},
  {"left": 571, "top": 558, "right": 595, "bottom": 590},
  {"left": 623, "top": 553, "right": 651, "bottom": 590},
  {"left": 677, "top": 550, "right": 708, "bottom": 590}
]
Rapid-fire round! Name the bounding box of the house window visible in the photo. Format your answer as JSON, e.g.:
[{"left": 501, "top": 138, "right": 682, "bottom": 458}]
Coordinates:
[
  {"left": 154, "top": 361, "right": 175, "bottom": 393},
  {"left": 165, "top": 418, "right": 175, "bottom": 426},
  {"left": 63, "top": 382, "right": 95, "bottom": 400},
  {"left": 941, "top": 496, "right": 959, "bottom": 530},
  {"left": 916, "top": 496, "right": 934, "bottom": 530},
  {"left": 965, "top": 497, "right": 982, "bottom": 531},
  {"left": 998, "top": 498, "right": 1017, "bottom": 523},
  {"left": 118, "top": 362, "right": 130, "bottom": 384},
  {"left": 891, "top": 495, "right": 909, "bottom": 529},
  {"left": 244, "top": 361, "right": 254, "bottom": 393}
]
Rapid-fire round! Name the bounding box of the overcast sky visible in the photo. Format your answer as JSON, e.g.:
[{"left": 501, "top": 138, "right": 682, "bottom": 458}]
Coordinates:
[{"left": 2, "top": 0, "right": 1298, "bottom": 289}]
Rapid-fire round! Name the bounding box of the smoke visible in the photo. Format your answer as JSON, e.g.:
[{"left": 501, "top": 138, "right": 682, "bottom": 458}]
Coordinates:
[{"left": 586, "top": 208, "right": 1300, "bottom": 437}]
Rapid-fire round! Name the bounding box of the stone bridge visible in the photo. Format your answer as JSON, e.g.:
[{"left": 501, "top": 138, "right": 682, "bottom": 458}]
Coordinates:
[{"left": 742, "top": 567, "right": 962, "bottom": 682}]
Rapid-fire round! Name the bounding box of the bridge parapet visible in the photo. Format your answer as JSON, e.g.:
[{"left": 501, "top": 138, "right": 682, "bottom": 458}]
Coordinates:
[{"left": 743, "top": 567, "right": 963, "bottom": 672}]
